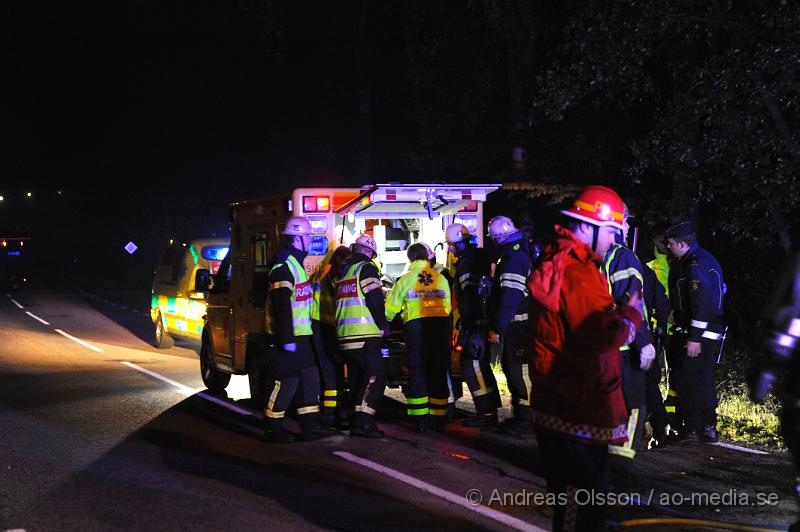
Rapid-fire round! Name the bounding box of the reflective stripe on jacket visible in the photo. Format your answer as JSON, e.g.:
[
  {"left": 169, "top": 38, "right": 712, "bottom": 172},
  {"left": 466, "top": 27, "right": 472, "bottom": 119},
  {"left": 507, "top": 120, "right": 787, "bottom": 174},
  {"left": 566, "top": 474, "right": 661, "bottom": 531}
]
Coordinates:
[
  {"left": 267, "top": 253, "right": 313, "bottom": 338},
  {"left": 335, "top": 261, "right": 382, "bottom": 341},
  {"left": 385, "top": 260, "right": 452, "bottom": 323}
]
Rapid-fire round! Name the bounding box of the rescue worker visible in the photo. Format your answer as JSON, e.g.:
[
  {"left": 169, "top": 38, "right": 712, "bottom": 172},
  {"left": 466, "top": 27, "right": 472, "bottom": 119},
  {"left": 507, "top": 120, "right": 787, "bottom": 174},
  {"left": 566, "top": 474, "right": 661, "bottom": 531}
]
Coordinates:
[
  {"left": 335, "top": 234, "right": 388, "bottom": 438},
  {"left": 750, "top": 254, "right": 800, "bottom": 532},
  {"left": 385, "top": 243, "right": 452, "bottom": 432},
  {"left": 648, "top": 234, "right": 680, "bottom": 427},
  {"left": 446, "top": 223, "right": 501, "bottom": 428},
  {"left": 528, "top": 185, "right": 643, "bottom": 531},
  {"left": 602, "top": 206, "right": 656, "bottom": 463},
  {"left": 264, "top": 216, "right": 332, "bottom": 443},
  {"left": 313, "top": 245, "right": 351, "bottom": 429},
  {"left": 665, "top": 221, "right": 726, "bottom": 443},
  {"left": 642, "top": 261, "right": 671, "bottom": 448},
  {"left": 421, "top": 241, "right": 459, "bottom": 415},
  {"left": 486, "top": 215, "right": 533, "bottom": 430}
]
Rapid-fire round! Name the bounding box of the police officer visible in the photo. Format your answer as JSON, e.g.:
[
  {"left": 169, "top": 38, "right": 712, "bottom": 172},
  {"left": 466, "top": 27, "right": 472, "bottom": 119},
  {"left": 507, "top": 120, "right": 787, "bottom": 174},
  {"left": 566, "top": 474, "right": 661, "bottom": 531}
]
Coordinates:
[
  {"left": 446, "top": 223, "right": 501, "bottom": 428},
  {"left": 601, "top": 206, "right": 656, "bottom": 463},
  {"left": 665, "top": 221, "right": 726, "bottom": 443},
  {"left": 750, "top": 254, "right": 800, "bottom": 532},
  {"left": 487, "top": 215, "right": 533, "bottom": 429},
  {"left": 335, "top": 234, "right": 388, "bottom": 437},
  {"left": 385, "top": 243, "right": 452, "bottom": 432},
  {"left": 264, "top": 216, "right": 332, "bottom": 443}
]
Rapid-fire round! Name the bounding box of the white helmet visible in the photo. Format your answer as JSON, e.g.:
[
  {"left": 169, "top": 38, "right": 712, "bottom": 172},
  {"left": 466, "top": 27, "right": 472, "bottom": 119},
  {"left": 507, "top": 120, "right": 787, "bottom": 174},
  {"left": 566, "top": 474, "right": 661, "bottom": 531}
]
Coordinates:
[
  {"left": 353, "top": 234, "right": 378, "bottom": 255},
  {"left": 487, "top": 215, "right": 517, "bottom": 242},
  {"left": 421, "top": 242, "right": 435, "bottom": 260},
  {"left": 445, "top": 223, "right": 470, "bottom": 245},
  {"left": 283, "top": 216, "right": 312, "bottom": 236}
]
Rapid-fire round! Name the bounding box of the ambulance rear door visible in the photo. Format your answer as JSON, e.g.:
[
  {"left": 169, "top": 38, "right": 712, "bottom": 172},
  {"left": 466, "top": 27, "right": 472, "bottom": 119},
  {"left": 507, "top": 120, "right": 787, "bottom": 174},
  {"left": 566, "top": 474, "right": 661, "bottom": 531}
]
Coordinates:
[{"left": 334, "top": 183, "right": 499, "bottom": 277}]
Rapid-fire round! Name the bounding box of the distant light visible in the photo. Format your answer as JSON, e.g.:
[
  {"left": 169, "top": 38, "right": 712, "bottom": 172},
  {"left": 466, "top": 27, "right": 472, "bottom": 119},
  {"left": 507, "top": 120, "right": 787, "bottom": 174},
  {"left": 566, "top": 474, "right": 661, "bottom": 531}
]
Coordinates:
[
  {"left": 26, "top": 192, "right": 32, "bottom": 198},
  {"left": 19, "top": 241, "right": 23, "bottom": 247},
  {"left": 0, "top": 195, "right": 4, "bottom": 201},
  {"left": 7, "top": 251, "right": 21, "bottom": 256},
  {"left": 1, "top": 241, "right": 5, "bottom": 247},
  {"left": 57, "top": 190, "right": 62, "bottom": 195},
  {"left": 124, "top": 241, "right": 138, "bottom": 255}
]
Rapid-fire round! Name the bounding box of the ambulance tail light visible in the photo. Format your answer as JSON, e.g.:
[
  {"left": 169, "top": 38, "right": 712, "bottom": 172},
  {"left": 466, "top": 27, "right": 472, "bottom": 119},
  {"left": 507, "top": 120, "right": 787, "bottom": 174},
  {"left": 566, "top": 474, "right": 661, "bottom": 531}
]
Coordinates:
[{"left": 302, "top": 195, "right": 331, "bottom": 213}]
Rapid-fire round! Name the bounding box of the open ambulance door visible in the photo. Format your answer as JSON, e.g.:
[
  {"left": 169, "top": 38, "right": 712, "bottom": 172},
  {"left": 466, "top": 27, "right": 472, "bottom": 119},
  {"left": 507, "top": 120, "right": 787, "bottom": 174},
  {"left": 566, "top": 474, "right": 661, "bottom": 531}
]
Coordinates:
[{"left": 335, "top": 183, "right": 500, "bottom": 279}]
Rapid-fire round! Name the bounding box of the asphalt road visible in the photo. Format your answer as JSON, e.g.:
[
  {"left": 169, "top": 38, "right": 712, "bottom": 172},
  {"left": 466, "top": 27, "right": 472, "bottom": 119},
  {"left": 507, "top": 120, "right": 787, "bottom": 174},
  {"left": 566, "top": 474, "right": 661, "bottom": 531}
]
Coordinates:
[{"left": 0, "top": 278, "right": 796, "bottom": 531}]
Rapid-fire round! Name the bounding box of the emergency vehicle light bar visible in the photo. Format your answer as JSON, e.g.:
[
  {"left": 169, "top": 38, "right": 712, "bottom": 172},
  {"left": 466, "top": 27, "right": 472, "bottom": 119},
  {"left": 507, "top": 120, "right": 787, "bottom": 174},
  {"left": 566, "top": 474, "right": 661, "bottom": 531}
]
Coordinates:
[{"left": 302, "top": 195, "right": 331, "bottom": 213}]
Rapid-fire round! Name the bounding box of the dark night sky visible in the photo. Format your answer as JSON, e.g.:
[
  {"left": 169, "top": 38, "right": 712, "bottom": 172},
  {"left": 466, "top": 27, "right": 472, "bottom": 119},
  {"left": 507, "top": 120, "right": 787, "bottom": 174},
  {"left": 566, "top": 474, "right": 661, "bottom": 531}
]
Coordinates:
[{"left": 2, "top": 3, "right": 409, "bottom": 202}]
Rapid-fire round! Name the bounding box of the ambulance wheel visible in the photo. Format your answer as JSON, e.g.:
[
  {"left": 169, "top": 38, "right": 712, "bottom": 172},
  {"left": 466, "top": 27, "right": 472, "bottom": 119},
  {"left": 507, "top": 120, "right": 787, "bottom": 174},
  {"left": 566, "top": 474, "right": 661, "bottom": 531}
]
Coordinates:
[
  {"left": 246, "top": 345, "right": 268, "bottom": 410},
  {"left": 200, "top": 338, "right": 230, "bottom": 392},
  {"left": 154, "top": 313, "right": 174, "bottom": 349}
]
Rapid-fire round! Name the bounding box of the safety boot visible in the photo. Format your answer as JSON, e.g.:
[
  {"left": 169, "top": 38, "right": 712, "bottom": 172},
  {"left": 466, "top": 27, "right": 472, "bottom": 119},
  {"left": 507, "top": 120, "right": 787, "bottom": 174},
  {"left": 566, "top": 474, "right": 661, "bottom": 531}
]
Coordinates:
[
  {"left": 428, "top": 415, "right": 449, "bottom": 432},
  {"left": 413, "top": 416, "right": 427, "bottom": 433},
  {"left": 299, "top": 413, "right": 337, "bottom": 442},
  {"left": 263, "top": 419, "right": 295, "bottom": 444},
  {"left": 350, "top": 414, "right": 384, "bottom": 438},
  {"left": 700, "top": 425, "right": 719, "bottom": 443},
  {"left": 462, "top": 395, "right": 499, "bottom": 428}
]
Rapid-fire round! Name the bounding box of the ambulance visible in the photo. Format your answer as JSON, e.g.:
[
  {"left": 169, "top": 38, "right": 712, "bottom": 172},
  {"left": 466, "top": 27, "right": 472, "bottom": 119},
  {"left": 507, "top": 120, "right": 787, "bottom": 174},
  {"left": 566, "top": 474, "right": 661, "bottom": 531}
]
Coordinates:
[
  {"left": 200, "top": 183, "right": 499, "bottom": 403},
  {"left": 150, "top": 238, "right": 229, "bottom": 348}
]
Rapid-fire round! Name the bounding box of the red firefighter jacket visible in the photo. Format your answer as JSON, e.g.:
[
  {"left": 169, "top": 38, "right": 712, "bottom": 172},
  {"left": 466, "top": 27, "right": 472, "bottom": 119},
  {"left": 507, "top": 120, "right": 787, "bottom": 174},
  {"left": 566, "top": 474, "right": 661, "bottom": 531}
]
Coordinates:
[{"left": 528, "top": 226, "right": 642, "bottom": 445}]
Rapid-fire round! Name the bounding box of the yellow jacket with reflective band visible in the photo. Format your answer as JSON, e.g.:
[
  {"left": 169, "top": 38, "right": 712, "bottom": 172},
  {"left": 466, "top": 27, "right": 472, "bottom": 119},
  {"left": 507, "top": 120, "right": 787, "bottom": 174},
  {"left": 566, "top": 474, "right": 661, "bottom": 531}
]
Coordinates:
[
  {"left": 385, "top": 260, "right": 451, "bottom": 323},
  {"left": 335, "top": 261, "right": 382, "bottom": 340},
  {"left": 266, "top": 254, "right": 313, "bottom": 337},
  {"left": 646, "top": 252, "right": 670, "bottom": 296}
]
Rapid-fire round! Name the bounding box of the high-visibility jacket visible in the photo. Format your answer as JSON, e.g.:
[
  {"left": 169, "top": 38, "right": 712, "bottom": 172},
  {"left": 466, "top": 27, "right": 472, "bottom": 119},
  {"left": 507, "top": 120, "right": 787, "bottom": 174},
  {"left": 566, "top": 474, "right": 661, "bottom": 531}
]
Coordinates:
[
  {"left": 266, "top": 249, "right": 313, "bottom": 340},
  {"left": 385, "top": 260, "right": 451, "bottom": 323},
  {"left": 647, "top": 252, "right": 670, "bottom": 296},
  {"left": 335, "top": 259, "right": 385, "bottom": 348}
]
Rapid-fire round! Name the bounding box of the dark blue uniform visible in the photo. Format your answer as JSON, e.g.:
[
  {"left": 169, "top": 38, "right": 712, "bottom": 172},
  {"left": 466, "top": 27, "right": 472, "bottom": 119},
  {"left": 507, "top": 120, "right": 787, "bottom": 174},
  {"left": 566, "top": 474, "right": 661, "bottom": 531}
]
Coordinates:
[
  {"left": 488, "top": 231, "right": 532, "bottom": 419},
  {"left": 453, "top": 244, "right": 500, "bottom": 423},
  {"left": 750, "top": 254, "right": 800, "bottom": 531},
  {"left": 667, "top": 242, "right": 726, "bottom": 435},
  {"left": 602, "top": 243, "right": 651, "bottom": 460}
]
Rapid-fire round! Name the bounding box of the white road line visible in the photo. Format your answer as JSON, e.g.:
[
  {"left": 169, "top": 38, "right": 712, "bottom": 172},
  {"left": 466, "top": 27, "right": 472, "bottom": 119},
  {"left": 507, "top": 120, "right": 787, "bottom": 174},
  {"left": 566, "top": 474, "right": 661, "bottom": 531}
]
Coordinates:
[
  {"left": 120, "top": 362, "right": 196, "bottom": 394},
  {"left": 7, "top": 296, "right": 24, "bottom": 309},
  {"left": 196, "top": 391, "right": 260, "bottom": 417},
  {"left": 120, "top": 362, "right": 259, "bottom": 417},
  {"left": 713, "top": 442, "right": 769, "bottom": 455},
  {"left": 53, "top": 329, "right": 103, "bottom": 352},
  {"left": 25, "top": 311, "right": 50, "bottom": 325},
  {"left": 333, "top": 451, "right": 546, "bottom": 532}
]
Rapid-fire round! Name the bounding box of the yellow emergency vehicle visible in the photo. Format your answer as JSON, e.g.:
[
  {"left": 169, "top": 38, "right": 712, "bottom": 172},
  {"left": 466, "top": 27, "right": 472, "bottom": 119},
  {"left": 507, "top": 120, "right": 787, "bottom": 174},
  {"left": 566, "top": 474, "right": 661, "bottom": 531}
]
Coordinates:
[
  {"left": 200, "top": 183, "right": 499, "bottom": 400},
  {"left": 150, "top": 237, "right": 229, "bottom": 348}
]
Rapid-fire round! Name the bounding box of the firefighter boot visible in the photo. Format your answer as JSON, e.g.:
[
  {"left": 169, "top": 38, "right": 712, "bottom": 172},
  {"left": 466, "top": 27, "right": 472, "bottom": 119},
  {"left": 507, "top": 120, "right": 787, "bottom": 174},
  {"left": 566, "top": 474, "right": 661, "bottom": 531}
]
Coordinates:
[
  {"left": 299, "top": 413, "right": 337, "bottom": 442},
  {"left": 263, "top": 418, "right": 295, "bottom": 444},
  {"left": 414, "top": 416, "right": 427, "bottom": 433},
  {"left": 700, "top": 425, "right": 719, "bottom": 444},
  {"left": 350, "top": 413, "right": 384, "bottom": 438},
  {"left": 462, "top": 395, "right": 499, "bottom": 428},
  {"left": 499, "top": 405, "right": 533, "bottom": 436}
]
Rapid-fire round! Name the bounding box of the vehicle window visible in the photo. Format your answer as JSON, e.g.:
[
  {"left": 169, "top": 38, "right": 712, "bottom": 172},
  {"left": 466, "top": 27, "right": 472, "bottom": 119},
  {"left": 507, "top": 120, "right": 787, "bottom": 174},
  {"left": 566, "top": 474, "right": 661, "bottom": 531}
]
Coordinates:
[
  {"left": 170, "top": 250, "right": 186, "bottom": 284},
  {"left": 201, "top": 245, "right": 229, "bottom": 261},
  {"left": 211, "top": 255, "right": 232, "bottom": 294},
  {"left": 252, "top": 233, "right": 270, "bottom": 309}
]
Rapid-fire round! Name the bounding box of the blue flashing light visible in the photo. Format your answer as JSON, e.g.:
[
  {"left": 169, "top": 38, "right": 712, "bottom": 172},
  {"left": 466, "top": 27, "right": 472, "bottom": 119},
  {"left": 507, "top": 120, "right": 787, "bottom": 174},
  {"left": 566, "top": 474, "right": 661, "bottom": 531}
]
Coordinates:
[
  {"left": 201, "top": 245, "right": 229, "bottom": 261},
  {"left": 7, "top": 251, "right": 21, "bottom": 256},
  {"left": 308, "top": 236, "right": 329, "bottom": 256}
]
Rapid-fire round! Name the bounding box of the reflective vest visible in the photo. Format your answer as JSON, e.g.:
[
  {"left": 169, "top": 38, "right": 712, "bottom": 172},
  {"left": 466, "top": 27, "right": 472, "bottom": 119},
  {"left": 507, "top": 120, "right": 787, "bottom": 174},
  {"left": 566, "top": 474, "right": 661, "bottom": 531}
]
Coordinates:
[
  {"left": 335, "top": 262, "right": 382, "bottom": 341},
  {"left": 267, "top": 254, "right": 313, "bottom": 337},
  {"left": 603, "top": 244, "right": 648, "bottom": 351},
  {"left": 386, "top": 260, "right": 451, "bottom": 323}
]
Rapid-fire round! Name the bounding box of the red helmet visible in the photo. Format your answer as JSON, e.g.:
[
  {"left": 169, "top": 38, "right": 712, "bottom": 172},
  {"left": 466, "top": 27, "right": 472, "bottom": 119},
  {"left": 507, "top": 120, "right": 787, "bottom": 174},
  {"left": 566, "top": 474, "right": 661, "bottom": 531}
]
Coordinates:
[{"left": 561, "top": 185, "right": 625, "bottom": 231}]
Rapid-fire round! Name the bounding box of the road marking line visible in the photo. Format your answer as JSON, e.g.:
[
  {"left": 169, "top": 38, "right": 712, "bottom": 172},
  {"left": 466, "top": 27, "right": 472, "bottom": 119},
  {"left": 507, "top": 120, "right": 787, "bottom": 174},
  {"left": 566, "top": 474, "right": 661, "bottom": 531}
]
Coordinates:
[
  {"left": 53, "top": 329, "right": 103, "bottom": 352},
  {"left": 7, "top": 296, "right": 24, "bottom": 308},
  {"left": 120, "top": 362, "right": 259, "bottom": 417},
  {"left": 196, "top": 391, "right": 260, "bottom": 417},
  {"left": 25, "top": 311, "right": 50, "bottom": 325},
  {"left": 712, "top": 442, "right": 769, "bottom": 455},
  {"left": 333, "top": 451, "right": 546, "bottom": 532}
]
